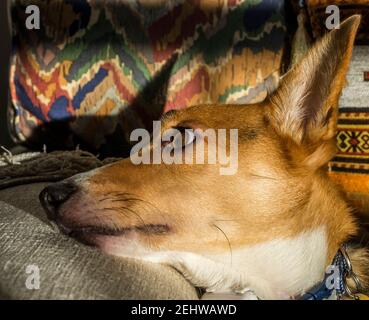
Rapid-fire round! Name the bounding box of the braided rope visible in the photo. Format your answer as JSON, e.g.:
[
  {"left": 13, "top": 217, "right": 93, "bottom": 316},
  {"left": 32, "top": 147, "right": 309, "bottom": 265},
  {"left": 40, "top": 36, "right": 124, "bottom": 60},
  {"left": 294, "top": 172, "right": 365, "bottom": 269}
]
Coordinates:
[{"left": 0, "top": 149, "right": 120, "bottom": 190}]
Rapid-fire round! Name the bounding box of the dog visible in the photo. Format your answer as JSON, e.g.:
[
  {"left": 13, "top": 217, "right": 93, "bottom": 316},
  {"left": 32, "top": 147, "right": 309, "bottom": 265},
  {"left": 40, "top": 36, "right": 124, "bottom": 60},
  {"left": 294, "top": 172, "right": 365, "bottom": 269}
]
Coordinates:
[{"left": 40, "top": 15, "right": 369, "bottom": 299}]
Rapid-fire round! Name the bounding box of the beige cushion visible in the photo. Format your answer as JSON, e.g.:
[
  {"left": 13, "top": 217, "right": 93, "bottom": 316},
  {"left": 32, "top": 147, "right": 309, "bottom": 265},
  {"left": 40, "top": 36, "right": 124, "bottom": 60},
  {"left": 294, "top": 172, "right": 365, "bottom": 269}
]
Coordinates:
[{"left": 0, "top": 183, "right": 198, "bottom": 300}]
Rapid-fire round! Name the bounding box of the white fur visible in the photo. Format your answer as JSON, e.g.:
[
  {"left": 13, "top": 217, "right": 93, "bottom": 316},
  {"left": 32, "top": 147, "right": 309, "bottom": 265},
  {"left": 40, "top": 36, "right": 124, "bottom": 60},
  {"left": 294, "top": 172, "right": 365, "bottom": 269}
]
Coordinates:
[
  {"left": 97, "top": 227, "right": 327, "bottom": 299},
  {"left": 68, "top": 166, "right": 110, "bottom": 185},
  {"left": 208, "top": 226, "right": 328, "bottom": 299}
]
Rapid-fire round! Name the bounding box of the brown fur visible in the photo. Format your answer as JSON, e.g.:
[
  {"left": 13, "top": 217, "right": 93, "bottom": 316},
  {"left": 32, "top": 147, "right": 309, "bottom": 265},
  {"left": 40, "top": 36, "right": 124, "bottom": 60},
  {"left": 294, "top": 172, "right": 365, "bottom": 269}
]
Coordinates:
[{"left": 47, "top": 16, "right": 369, "bottom": 297}]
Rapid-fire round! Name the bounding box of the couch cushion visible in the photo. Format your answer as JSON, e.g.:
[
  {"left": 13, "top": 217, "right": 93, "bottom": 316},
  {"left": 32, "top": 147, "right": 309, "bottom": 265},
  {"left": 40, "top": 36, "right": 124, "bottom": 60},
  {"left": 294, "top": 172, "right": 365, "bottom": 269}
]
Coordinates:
[
  {"left": 8, "top": 0, "right": 285, "bottom": 152},
  {"left": 0, "top": 183, "right": 198, "bottom": 299},
  {"left": 327, "top": 46, "right": 369, "bottom": 217}
]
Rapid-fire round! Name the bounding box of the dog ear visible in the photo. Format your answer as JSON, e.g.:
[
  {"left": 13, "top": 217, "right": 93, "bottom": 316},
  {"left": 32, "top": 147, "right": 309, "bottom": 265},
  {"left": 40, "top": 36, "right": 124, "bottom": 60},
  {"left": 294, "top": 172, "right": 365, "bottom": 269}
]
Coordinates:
[{"left": 268, "top": 15, "right": 361, "bottom": 167}]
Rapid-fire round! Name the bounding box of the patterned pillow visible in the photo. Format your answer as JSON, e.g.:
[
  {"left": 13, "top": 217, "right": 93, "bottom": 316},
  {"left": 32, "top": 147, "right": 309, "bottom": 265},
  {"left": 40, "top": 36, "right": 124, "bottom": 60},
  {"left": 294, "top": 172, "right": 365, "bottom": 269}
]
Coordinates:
[
  {"left": 328, "top": 47, "right": 369, "bottom": 216},
  {"left": 306, "top": 0, "right": 369, "bottom": 216},
  {"left": 8, "top": 0, "right": 286, "bottom": 155}
]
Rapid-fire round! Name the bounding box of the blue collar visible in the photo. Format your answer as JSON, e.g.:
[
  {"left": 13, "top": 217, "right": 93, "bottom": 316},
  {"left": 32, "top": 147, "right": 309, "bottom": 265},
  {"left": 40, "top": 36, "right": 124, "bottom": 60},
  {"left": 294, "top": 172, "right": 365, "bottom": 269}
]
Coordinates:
[{"left": 300, "top": 245, "right": 360, "bottom": 300}]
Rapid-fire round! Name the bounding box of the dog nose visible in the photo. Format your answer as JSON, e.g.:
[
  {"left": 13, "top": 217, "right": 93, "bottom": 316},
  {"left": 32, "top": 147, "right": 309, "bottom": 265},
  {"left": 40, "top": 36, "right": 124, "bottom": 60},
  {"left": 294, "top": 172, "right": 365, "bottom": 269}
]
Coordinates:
[{"left": 39, "top": 182, "right": 78, "bottom": 221}]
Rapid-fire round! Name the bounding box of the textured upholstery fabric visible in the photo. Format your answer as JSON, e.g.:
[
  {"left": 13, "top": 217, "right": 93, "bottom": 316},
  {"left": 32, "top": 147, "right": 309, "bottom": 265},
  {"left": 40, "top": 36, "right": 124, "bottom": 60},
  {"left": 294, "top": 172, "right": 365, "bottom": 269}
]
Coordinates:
[
  {"left": 292, "top": 2, "right": 369, "bottom": 216},
  {"left": 328, "top": 47, "right": 369, "bottom": 216},
  {"left": 306, "top": 0, "right": 369, "bottom": 216},
  {"left": 8, "top": 0, "right": 285, "bottom": 151},
  {"left": 0, "top": 183, "right": 199, "bottom": 300}
]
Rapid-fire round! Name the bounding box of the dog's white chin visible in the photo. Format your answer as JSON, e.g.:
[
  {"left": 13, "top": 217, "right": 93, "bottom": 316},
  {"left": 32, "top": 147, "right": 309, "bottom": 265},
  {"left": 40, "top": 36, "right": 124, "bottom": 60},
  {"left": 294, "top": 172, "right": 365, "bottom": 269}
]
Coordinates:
[
  {"left": 90, "top": 236, "right": 275, "bottom": 299},
  {"left": 93, "top": 234, "right": 154, "bottom": 258},
  {"left": 91, "top": 228, "right": 329, "bottom": 300}
]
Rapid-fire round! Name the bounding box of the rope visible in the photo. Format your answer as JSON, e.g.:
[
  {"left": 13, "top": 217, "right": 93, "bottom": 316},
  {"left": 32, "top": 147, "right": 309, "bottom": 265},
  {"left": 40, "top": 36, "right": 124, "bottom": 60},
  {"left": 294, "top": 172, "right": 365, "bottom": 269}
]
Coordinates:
[{"left": 0, "top": 149, "right": 120, "bottom": 190}]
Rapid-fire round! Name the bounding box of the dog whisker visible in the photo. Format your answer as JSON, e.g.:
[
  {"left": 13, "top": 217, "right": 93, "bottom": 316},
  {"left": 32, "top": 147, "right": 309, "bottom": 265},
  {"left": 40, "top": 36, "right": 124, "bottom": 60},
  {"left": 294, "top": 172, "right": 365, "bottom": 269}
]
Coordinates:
[
  {"left": 124, "top": 196, "right": 170, "bottom": 230},
  {"left": 110, "top": 198, "right": 144, "bottom": 203},
  {"left": 213, "top": 223, "right": 233, "bottom": 267},
  {"left": 214, "top": 219, "right": 246, "bottom": 222},
  {"left": 114, "top": 206, "right": 153, "bottom": 247},
  {"left": 249, "top": 173, "right": 278, "bottom": 180},
  {"left": 100, "top": 194, "right": 169, "bottom": 247}
]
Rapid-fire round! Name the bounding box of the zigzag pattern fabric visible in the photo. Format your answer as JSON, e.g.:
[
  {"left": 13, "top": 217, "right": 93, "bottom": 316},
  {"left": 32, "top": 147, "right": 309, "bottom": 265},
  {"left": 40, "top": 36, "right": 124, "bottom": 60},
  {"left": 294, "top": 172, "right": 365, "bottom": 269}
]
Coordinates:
[{"left": 8, "top": 0, "right": 285, "bottom": 149}]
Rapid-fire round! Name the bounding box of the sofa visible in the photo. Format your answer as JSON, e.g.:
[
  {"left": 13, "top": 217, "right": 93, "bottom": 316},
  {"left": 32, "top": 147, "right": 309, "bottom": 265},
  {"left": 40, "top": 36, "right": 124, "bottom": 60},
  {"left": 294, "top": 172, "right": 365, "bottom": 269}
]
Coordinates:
[
  {"left": 1, "top": 0, "right": 368, "bottom": 300},
  {"left": 0, "top": 182, "right": 200, "bottom": 299},
  {"left": 0, "top": 0, "right": 286, "bottom": 299}
]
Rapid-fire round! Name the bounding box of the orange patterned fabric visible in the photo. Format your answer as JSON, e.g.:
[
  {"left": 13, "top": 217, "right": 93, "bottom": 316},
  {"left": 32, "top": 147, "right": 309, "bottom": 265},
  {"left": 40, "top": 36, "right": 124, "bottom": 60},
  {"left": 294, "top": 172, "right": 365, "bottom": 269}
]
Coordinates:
[
  {"left": 8, "top": 0, "right": 286, "bottom": 152},
  {"left": 305, "top": 1, "right": 369, "bottom": 214},
  {"left": 329, "top": 108, "right": 369, "bottom": 215}
]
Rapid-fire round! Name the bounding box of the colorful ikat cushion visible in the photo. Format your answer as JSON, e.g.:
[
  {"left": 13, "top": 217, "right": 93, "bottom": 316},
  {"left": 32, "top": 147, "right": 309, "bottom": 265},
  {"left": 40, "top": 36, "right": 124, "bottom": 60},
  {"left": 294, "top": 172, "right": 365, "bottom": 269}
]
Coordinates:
[{"left": 8, "top": 0, "right": 286, "bottom": 154}]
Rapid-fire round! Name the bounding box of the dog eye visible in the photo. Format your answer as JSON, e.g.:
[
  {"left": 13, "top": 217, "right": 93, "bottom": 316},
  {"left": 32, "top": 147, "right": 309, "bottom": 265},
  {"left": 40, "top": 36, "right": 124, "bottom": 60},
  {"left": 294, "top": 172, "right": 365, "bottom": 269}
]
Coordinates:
[
  {"left": 162, "top": 127, "right": 196, "bottom": 150},
  {"left": 174, "top": 127, "right": 196, "bottom": 148}
]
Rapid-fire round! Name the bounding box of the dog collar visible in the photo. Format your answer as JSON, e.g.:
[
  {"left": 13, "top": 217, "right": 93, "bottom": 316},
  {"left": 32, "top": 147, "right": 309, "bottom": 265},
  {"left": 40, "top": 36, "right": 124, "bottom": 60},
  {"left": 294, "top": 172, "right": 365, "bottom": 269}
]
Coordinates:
[{"left": 300, "top": 245, "right": 364, "bottom": 300}]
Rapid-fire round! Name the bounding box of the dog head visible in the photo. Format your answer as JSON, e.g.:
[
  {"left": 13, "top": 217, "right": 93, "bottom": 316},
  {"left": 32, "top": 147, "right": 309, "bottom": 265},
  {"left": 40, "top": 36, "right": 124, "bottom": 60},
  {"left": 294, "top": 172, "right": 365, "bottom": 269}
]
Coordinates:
[{"left": 40, "top": 16, "right": 364, "bottom": 297}]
